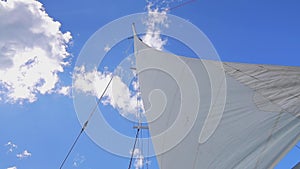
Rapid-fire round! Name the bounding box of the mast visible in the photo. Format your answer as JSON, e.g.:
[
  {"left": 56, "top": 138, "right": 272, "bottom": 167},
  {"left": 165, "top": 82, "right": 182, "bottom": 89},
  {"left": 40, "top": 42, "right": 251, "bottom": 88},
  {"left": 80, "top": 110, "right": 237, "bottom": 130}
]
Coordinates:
[{"left": 127, "top": 23, "right": 149, "bottom": 169}]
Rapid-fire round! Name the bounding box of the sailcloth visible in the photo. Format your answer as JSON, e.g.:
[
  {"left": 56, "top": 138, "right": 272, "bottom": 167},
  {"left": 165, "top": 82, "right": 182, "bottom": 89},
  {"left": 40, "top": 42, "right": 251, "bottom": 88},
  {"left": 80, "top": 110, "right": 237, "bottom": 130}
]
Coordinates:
[{"left": 133, "top": 29, "right": 300, "bottom": 169}]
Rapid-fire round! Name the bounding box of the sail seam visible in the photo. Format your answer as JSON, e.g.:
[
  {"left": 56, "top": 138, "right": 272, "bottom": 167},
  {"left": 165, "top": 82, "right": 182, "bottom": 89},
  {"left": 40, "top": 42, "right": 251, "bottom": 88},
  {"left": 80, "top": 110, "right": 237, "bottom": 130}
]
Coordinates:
[{"left": 223, "top": 62, "right": 300, "bottom": 117}]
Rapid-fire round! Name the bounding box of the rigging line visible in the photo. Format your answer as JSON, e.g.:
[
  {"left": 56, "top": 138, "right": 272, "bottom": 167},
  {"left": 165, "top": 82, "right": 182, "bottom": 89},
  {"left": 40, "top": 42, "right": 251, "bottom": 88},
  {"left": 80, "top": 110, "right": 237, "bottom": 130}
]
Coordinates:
[
  {"left": 296, "top": 144, "right": 300, "bottom": 150},
  {"left": 59, "top": 127, "right": 84, "bottom": 169},
  {"left": 59, "top": 76, "right": 114, "bottom": 169},
  {"left": 125, "top": 40, "right": 133, "bottom": 56},
  {"left": 146, "top": 129, "right": 149, "bottom": 169},
  {"left": 140, "top": 124, "right": 143, "bottom": 169},
  {"left": 128, "top": 128, "right": 141, "bottom": 169},
  {"left": 166, "top": 0, "right": 196, "bottom": 12}
]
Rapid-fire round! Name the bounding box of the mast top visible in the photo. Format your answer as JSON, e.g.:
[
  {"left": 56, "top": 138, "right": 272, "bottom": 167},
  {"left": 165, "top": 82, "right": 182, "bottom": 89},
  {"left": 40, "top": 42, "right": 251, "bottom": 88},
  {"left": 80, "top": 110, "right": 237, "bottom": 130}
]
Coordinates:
[{"left": 132, "top": 23, "right": 137, "bottom": 36}]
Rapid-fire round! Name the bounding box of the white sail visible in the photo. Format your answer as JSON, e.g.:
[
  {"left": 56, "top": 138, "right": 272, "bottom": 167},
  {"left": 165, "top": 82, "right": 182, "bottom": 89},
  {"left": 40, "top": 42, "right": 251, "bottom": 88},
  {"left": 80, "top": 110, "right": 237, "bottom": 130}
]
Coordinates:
[
  {"left": 293, "top": 162, "right": 300, "bottom": 169},
  {"left": 134, "top": 29, "right": 300, "bottom": 169}
]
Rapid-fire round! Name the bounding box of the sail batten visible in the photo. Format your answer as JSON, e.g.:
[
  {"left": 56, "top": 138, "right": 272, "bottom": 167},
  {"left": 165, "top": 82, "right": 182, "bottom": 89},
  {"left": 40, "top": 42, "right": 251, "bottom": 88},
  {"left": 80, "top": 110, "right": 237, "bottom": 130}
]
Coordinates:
[{"left": 133, "top": 28, "right": 300, "bottom": 169}]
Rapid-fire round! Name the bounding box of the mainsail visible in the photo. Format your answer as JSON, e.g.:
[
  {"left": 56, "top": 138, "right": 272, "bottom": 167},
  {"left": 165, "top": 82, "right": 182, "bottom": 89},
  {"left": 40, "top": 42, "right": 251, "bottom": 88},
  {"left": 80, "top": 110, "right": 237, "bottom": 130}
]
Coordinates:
[{"left": 133, "top": 27, "right": 300, "bottom": 169}]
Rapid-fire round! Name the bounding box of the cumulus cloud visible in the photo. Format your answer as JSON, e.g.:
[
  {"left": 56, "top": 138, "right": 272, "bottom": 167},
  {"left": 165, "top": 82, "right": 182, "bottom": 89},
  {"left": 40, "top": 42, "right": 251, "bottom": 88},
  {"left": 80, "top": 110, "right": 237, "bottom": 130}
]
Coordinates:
[
  {"left": 73, "top": 66, "right": 143, "bottom": 117},
  {"left": 72, "top": 1, "right": 170, "bottom": 119},
  {"left": 73, "top": 1, "right": 170, "bottom": 118},
  {"left": 130, "top": 148, "right": 145, "bottom": 169},
  {"left": 56, "top": 86, "right": 71, "bottom": 96},
  {"left": 142, "top": 3, "right": 169, "bottom": 51},
  {"left": 16, "top": 150, "right": 31, "bottom": 159},
  {"left": 72, "top": 66, "right": 111, "bottom": 97},
  {"left": 0, "top": 0, "right": 72, "bottom": 103},
  {"left": 4, "top": 141, "right": 18, "bottom": 153},
  {"left": 7, "top": 166, "right": 17, "bottom": 169}
]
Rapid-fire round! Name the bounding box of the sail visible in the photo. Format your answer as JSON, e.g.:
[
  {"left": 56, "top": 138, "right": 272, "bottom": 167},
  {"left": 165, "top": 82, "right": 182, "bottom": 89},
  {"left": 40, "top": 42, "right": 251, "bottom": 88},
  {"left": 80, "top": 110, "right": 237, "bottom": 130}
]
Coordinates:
[
  {"left": 293, "top": 162, "right": 300, "bottom": 169},
  {"left": 133, "top": 29, "right": 300, "bottom": 169}
]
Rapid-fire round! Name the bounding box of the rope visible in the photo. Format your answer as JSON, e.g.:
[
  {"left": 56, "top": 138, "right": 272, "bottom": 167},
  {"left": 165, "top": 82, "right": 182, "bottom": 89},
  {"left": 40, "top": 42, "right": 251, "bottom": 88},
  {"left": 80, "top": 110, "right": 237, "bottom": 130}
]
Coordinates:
[
  {"left": 166, "top": 0, "right": 196, "bottom": 11},
  {"left": 59, "top": 76, "right": 114, "bottom": 169},
  {"left": 59, "top": 127, "right": 84, "bottom": 169},
  {"left": 140, "top": 128, "right": 143, "bottom": 169},
  {"left": 296, "top": 144, "right": 300, "bottom": 150},
  {"left": 128, "top": 128, "right": 141, "bottom": 169},
  {"left": 146, "top": 129, "right": 150, "bottom": 169}
]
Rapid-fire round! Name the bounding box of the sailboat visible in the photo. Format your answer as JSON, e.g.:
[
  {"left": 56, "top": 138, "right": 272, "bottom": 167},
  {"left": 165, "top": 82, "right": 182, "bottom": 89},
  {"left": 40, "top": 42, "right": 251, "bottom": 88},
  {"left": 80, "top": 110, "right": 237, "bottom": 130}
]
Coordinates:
[
  {"left": 132, "top": 24, "right": 300, "bottom": 169},
  {"left": 62, "top": 22, "right": 300, "bottom": 169}
]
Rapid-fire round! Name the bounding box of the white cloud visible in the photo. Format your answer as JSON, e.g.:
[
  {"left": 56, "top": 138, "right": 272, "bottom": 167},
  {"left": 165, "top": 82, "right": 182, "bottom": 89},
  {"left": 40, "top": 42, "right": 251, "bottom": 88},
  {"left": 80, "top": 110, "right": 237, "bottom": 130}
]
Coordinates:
[
  {"left": 131, "top": 80, "right": 139, "bottom": 91},
  {"left": 101, "top": 76, "right": 139, "bottom": 116},
  {"left": 104, "top": 44, "right": 111, "bottom": 52},
  {"left": 16, "top": 150, "right": 31, "bottom": 159},
  {"left": 0, "top": 0, "right": 72, "bottom": 103},
  {"left": 7, "top": 166, "right": 17, "bottom": 169},
  {"left": 73, "top": 66, "right": 112, "bottom": 97},
  {"left": 73, "top": 154, "right": 85, "bottom": 167},
  {"left": 142, "top": 3, "right": 168, "bottom": 51},
  {"left": 130, "top": 148, "right": 145, "bottom": 169},
  {"left": 4, "top": 141, "right": 18, "bottom": 153},
  {"left": 134, "top": 155, "right": 144, "bottom": 169},
  {"left": 73, "top": 1, "right": 170, "bottom": 119},
  {"left": 73, "top": 66, "right": 143, "bottom": 117},
  {"left": 57, "top": 86, "right": 71, "bottom": 96}
]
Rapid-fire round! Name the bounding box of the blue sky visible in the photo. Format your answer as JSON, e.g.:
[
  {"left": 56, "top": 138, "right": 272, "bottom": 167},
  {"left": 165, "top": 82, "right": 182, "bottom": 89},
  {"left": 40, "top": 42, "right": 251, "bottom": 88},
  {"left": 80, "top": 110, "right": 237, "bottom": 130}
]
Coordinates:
[{"left": 0, "top": 0, "right": 300, "bottom": 169}]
